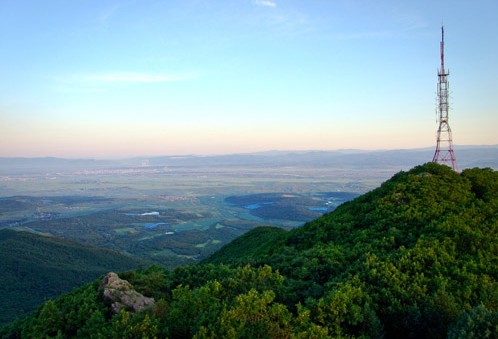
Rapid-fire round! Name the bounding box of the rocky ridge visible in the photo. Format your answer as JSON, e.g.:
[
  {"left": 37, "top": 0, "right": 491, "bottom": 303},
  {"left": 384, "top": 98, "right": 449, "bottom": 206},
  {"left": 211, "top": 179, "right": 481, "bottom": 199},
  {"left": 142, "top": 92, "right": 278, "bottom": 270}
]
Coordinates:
[{"left": 100, "top": 272, "right": 154, "bottom": 314}]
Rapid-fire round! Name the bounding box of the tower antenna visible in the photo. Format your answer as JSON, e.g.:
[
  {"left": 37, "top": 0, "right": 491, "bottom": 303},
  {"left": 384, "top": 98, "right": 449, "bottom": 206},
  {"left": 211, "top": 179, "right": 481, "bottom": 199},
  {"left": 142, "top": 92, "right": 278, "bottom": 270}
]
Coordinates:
[{"left": 432, "top": 26, "right": 458, "bottom": 171}]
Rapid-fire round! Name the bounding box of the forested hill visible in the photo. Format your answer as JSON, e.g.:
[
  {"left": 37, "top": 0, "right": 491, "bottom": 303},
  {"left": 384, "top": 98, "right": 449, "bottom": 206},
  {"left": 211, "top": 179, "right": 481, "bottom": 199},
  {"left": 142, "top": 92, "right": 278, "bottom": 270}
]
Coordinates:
[
  {"left": 2, "top": 163, "right": 497, "bottom": 338},
  {"left": 0, "top": 229, "right": 141, "bottom": 325}
]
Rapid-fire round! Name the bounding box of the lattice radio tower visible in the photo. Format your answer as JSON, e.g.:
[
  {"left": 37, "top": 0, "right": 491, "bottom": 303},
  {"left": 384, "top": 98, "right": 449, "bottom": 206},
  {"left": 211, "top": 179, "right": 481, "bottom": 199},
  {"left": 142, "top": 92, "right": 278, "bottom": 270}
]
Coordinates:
[{"left": 432, "top": 26, "right": 458, "bottom": 171}]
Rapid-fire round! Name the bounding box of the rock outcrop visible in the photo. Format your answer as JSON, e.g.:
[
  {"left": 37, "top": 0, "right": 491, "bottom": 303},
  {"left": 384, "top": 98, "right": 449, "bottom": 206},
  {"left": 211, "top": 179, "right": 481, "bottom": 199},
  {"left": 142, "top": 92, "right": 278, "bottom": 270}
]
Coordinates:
[{"left": 100, "top": 272, "right": 154, "bottom": 314}]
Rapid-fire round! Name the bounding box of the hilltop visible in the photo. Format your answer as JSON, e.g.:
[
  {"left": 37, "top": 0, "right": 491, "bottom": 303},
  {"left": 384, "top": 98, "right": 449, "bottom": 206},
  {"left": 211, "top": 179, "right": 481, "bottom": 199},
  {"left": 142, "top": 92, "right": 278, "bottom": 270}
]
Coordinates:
[
  {"left": 0, "top": 229, "right": 141, "bottom": 325},
  {"left": 1, "top": 163, "right": 497, "bottom": 338}
]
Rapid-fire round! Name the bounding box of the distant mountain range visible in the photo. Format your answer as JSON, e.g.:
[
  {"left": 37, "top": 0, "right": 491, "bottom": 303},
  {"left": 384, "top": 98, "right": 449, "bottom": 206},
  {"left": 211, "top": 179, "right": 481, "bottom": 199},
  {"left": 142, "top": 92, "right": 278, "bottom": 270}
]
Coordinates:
[{"left": 1, "top": 145, "right": 497, "bottom": 174}]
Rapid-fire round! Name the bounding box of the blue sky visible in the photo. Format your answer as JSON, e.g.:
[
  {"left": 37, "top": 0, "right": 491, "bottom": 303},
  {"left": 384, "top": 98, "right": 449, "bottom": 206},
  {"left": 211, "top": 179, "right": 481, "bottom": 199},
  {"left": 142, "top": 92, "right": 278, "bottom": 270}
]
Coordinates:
[{"left": 1, "top": 0, "right": 497, "bottom": 158}]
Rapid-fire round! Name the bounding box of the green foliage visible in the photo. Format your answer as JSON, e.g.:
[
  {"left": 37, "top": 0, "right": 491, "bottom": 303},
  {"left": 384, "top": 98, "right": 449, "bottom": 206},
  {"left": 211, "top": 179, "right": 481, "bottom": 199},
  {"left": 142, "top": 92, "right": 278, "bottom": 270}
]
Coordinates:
[
  {"left": 7, "top": 281, "right": 112, "bottom": 338},
  {"left": 462, "top": 167, "right": 498, "bottom": 203},
  {"left": 204, "top": 226, "right": 287, "bottom": 266},
  {"left": 448, "top": 304, "right": 498, "bottom": 338},
  {"left": 205, "top": 289, "right": 293, "bottom": 338},
  {"left": 111, "top": 310, "right": 158, "bottom": 339},
  {"left": 165, "top": 282, "right": 225, "bottom": 337},
  {"left": 2, "top": 163, "right": 497, "bottom": 338},
  {"left": 0, "top": 229, "right": 140, "bottom": 325},
  {"left": 313, "top": 276, "right": 382, "bottom": 338}
]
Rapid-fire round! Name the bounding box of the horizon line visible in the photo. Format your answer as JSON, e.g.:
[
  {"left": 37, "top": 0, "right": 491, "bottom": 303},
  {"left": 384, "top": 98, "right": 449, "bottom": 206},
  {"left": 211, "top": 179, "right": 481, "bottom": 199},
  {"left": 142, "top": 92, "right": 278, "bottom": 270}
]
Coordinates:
[{"left": 1, "top": 144, "right": 497, "bottom": 161}]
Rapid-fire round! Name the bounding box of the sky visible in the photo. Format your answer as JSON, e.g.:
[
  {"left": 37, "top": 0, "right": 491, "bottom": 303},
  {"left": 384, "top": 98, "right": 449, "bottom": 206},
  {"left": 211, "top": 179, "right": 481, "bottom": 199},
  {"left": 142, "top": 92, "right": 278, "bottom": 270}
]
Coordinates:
[{"left": 0, "top": 0, "right": 497, "bottom": 158}]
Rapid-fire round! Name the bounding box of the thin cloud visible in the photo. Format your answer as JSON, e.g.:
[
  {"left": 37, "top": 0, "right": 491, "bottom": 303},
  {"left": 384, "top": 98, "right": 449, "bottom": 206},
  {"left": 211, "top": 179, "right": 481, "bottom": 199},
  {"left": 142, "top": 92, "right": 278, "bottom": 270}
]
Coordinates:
[
  {"left": 99, "top": 4, "right": 121, "bottom": 26},
  {"left": 254, "top": 0, "right": 277, "bottom": 8}
]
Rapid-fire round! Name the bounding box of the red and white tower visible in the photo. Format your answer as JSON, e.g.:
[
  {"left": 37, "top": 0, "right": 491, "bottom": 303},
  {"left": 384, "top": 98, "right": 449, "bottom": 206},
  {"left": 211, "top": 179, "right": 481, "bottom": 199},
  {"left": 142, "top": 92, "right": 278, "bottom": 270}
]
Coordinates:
[{"left": 432, "top": 26, "right": 458, "bottom": 171}]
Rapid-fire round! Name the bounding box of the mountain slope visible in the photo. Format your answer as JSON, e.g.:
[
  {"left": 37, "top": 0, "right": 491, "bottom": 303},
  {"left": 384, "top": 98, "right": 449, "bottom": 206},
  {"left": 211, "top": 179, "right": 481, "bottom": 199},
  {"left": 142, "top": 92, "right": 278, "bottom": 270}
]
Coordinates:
[
  {"left": 0, "top": 229, "right": 141, "bottom": 325},
  {"left": 2, "top": 163, "right": 497, "bottom": 338},
  {"left": 205, "top": 163, "right": 498, "bottom": 337},
  {"left": 201, "top": 226, "right": 287, "bottom": 265},
  {"left": 207, "top": 163, "right": 497, "bottom": 266}
]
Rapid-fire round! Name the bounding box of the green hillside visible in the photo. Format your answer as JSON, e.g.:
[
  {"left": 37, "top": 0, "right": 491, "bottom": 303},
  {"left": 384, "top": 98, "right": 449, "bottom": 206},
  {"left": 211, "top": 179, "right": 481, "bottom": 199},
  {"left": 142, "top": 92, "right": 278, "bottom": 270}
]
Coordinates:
[
  {"left": 0, "top": 229, "right": 141, "bottom": 325},
  {"left": 1, "top": 163, "right": 497, "bottom": 338},
  {"left": 202, "top": 226, "right": 287, "bottom": 264}
]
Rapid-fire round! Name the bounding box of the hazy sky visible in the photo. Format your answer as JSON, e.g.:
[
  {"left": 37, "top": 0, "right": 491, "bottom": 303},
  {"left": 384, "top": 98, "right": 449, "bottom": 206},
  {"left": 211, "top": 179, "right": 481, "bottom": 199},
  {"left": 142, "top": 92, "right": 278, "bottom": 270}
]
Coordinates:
[{"left": 1, "top": 0, "right": 497, "bottom": 158}]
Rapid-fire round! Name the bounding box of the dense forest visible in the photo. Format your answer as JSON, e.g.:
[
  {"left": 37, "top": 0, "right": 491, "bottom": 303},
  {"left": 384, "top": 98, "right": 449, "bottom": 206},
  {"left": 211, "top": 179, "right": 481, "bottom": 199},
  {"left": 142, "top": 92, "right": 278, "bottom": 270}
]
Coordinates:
[
  {"left": 0, "top": 230, "right": 140, "bottom": 325},
  {"left": 1, "top": 163, "right": 497, "bottom": 338}
]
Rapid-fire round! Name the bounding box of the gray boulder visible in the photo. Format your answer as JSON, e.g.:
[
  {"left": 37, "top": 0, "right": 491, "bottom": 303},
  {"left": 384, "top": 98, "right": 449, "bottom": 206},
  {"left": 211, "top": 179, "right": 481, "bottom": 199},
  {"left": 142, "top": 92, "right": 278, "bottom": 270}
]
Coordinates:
[{"left": 100, "top": 272, "right": 155, "bottom": 314}]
